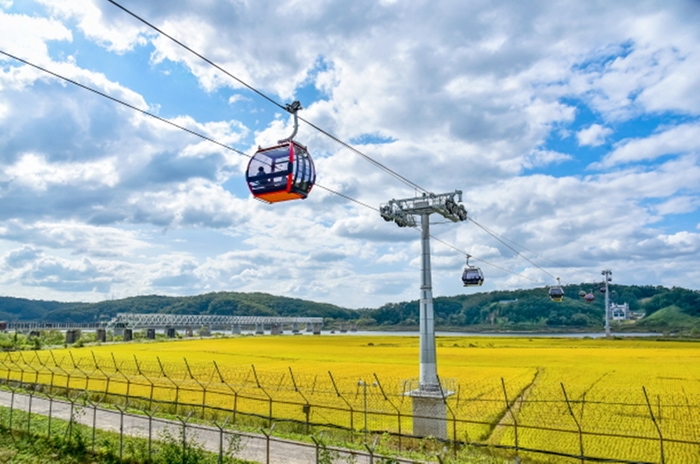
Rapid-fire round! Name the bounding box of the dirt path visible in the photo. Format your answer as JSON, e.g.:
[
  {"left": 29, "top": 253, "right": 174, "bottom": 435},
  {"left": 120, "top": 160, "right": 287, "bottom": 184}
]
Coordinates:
[{"left": 0, "top": 390, "right": 407, "bottom": 463}]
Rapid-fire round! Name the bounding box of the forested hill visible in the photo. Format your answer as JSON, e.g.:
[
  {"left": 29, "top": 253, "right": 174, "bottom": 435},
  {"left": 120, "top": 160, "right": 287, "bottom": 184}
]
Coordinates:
[
  {"left": 0, "top": 292, "right": 354, "bottom": 324},
  {"left": 1, "top": 285, "right": 699, "bottom": 331},
  {"left": 362, "top": 285, "right": 700, "bottom": 331}
]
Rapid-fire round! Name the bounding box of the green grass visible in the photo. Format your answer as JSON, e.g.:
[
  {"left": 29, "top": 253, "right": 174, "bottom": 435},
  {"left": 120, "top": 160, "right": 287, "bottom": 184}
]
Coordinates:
[
  {"left": 0, "top": 404, "right": 252, "bottom": 464},
  {"left": 636, "top": 305, "right": 700, "bottom": 331}
]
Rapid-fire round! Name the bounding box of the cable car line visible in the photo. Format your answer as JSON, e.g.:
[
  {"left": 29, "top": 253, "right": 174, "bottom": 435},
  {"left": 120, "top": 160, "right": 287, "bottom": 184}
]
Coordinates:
[
  {"left": 467, "top": 217, "right": 568, "bottom": 270},
  {"left": 427, "top": 234, "right": 540, "bottom": 283},
  {"left": 467, "top": 217, "right": 557, "bottom": 281},
  {"left": 0, "top": 50, "right": 250, "bottom": 160},
  {"left": 105, "top": 0, "right": 430, "bottom": 196},
  {"left": 0, "top": 49, "right": 554, "bottom": 287},
  {"left": 103, "top": 0, "right": 569, "bottom": 284},
  {"left": 105, "top": 0, "right": 286, "bottom": 114}
]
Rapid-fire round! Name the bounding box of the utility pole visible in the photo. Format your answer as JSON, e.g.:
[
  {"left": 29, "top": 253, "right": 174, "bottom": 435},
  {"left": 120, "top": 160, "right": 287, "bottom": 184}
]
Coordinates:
[
  {"left": 602, "top": 269, "right": 612, "bottom": 338},
  {"left": 380, "top": 190, "right": 467, "bottom": 438}
]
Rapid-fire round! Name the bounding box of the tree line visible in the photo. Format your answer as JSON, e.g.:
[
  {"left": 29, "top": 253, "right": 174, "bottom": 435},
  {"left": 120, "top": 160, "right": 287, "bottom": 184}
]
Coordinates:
[{"left": 1, "top": 285, "right": 698, "bottom": 331}]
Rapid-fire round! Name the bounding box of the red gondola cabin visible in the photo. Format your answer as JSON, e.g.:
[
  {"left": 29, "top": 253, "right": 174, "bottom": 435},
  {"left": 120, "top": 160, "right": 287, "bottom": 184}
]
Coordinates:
[{"left": 246, "top": 141, "right": 316, "bottom": 203}]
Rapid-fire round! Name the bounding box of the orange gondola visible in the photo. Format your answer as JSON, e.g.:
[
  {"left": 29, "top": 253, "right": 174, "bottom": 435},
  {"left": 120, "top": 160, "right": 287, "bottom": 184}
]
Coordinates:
[{"left": 245, "top": 101, "right": 316, "bottom": 203}]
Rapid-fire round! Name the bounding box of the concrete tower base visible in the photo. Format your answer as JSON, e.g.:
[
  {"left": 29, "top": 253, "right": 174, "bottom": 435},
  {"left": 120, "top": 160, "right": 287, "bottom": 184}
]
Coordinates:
[{"left": 407, "top": 389, "right": 451, "bottom": 439}]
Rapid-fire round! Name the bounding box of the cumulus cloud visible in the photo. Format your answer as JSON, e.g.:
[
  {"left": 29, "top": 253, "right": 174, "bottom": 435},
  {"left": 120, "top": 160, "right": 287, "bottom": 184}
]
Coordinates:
[
  {"left": 592, "top": 123, "right": 700, "bottom": 169},
  {"left": 576, "top": 124, "right": 612, "bottom": 147},
  {"left": 0, "top": 0, "right": 699, "bottom": 307}
]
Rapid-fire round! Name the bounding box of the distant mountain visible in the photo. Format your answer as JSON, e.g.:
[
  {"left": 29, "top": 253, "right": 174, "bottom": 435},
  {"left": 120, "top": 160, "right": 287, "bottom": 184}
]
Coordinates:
[
  {"left": 0, "top": 292, "right": 355, "bottom": 324},
  {"left": 1, "top": 285, "right": 698, "bottom": 332},
  {"left": 356, "top": 284, "right": 700, "bottom": 332}
]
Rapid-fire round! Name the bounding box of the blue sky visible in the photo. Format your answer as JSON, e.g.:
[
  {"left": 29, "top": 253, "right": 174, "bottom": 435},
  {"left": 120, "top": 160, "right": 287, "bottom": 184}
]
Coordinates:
[{"left": 0, "top": 0, "right": 699, "bottom": 308}]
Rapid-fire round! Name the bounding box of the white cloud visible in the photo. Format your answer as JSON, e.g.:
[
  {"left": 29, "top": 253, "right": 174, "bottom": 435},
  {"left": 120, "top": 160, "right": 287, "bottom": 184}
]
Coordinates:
[
  {"left": 576, "top": 124, "right": 613, "bottom": 147},
  {"left": 0, "top": 0, "right": 699, "bottom": 307},
  {"left": 592, "top": 122, "right": 700, "bottom": 168}
]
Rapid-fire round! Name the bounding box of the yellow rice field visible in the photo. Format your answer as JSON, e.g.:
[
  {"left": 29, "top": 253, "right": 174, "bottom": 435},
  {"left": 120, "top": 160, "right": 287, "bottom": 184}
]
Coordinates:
[{"left": 2, "top": 335, "right": 699, "bottom": 463}]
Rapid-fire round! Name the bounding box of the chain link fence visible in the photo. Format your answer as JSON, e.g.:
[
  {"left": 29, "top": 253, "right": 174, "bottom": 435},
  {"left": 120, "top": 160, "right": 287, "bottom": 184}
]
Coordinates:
[{"left": 0, "top": 350, "right": 698, "bottom": 463}]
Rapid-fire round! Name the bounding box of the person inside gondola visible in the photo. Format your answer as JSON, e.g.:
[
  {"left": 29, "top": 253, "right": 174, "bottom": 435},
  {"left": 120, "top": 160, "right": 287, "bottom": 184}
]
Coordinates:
[{"left": 255, "top": 166, "right": 270, "bottom": 188}]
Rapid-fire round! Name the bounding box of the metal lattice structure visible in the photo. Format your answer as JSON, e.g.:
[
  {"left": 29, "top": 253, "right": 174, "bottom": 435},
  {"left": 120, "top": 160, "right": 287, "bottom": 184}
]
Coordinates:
[
  {"left": 381, "top": 190, "right": 467, "bottom": 393},
  {"left": 107, "top": 313, "right": 323, "bottom": 329},
  {"left": 380, "top": 190, "right": 468, "bottom": 439}
]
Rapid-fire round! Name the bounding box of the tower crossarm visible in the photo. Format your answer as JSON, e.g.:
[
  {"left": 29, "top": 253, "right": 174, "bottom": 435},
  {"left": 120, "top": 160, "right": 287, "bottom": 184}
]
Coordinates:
[{"left": 379, "top": 190, "right": 467, "bottom": 226}]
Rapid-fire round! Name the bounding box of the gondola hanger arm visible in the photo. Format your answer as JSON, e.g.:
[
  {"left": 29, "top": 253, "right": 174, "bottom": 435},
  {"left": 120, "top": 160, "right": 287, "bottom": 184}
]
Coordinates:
[{"left": 278, "top": 100, "right": 302, "bottom": 144}]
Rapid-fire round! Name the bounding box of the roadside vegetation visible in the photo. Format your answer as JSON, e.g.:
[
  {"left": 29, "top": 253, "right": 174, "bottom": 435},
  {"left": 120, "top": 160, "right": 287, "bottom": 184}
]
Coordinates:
[{"left": 0, "top": 403, "right": 252, "bottom": 464}]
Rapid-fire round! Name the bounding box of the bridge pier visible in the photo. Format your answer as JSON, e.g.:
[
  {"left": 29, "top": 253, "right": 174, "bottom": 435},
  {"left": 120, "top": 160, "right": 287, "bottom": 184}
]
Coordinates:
[
  {"left": 312, "top": 323, "right": 322, "bottom": 335},
  {"left": 270, "top": 323, "right": 282, "bottom": 335},
  {"left": 306, "top": 322, "right": 313, "bottom": 332},
  {"left": 292, "top": 322, "right": 300, "bottom": 334},
  {"left": 65, "top": 329, "right": 80, "bottom": 345},
  {"left": 232, "top": 324, "right": 241, "bottom": 335},
  {"left": 146, "top": 328, "right": 156, "bottom": 340},
  {"left": 340, "top": 322, "right": 347, "bottom": 333},
  {"left": 351, "top": 323, "right": 357, "bottom": 332},
  {"left": 166, "top": 328, "right": 176, "bottom": 338},
  {"left": 123, "top": 329, "right": 133, "bottom": 342},
  {"left": 97, "top": 328, "right": 106, "bottom": 343},
  {"left": 255, "top": 323, "right": 264, "bottom": 335}
]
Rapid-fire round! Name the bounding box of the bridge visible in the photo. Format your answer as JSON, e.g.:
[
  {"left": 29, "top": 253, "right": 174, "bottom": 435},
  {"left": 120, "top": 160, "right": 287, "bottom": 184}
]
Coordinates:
[
  {"left": 107, "top": 313, "right": 324, "bottom": 334},
  {"left": 2, "top": 314, "right": 325, "bottom": 335}
]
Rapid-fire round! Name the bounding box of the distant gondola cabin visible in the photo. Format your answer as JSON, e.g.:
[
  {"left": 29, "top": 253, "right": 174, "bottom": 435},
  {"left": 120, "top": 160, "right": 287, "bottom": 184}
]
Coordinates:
[
  {"left": 246, "top": 141, "right": 316, "bottom": 203},
  {"left": 462, "top": 267, "right": 484, "bottom": 287},
  {"left": 549, "top": 287, "right": 564, "bottom": 302}
]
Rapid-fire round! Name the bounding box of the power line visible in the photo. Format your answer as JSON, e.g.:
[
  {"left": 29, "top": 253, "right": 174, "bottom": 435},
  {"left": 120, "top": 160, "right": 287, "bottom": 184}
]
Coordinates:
[
  {"left": 467, "top": 217, "right": 558, "bottom": 280},
  {"left": 105, "top": 0, "right": 430, "bottom": 196},
  {"left": 428, "top": 234, "right": 541, "bottom": 283},
  {"left": 1, "top": 49, "right": 541, "bottom": 282},
  {"left": 0, "top": 50, "right": 250, "bottom": 159},
  {"left": 468, "top": 217, "right": 568, "bottom": 269},
  {"left": 103, "top": 0, "right": 573, "bottom": 285}
]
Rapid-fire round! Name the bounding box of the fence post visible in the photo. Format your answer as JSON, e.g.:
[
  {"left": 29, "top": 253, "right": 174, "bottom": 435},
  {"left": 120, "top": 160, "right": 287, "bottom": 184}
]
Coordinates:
[
  {"left": 178, "top": 412, "right": 194, "bottom": 464},
  {"left": 560, "top": 383, "right": 584, "bottom": 463},
  {"left": 50, "top": 351, "right": 72, "bottom": 396},
  {"left": 9, "top": 384, "right": 16, "bottom": 432},
  {"left": 212, "top": 361, "right": 240, "bottom": 425},
  {"left": 643, "top": 386, "right": 665, "bottom": 464},
  {"left": 184, "top": 357, "right": 208, "bottom": 419},
  {"left": 141, "top": 405, "right": 159, "bottom": 462},
  {"left": 47, "top": 392, "right": 54, "bottom": 438},
  {"left": 134, "top": 355, "right": 157, "bottom": 411},
  {"left": 111, "top": 353, "right": 132, "bottom": 408},
  {"left": 91, "top": 351, "right": 111, "bottom": 400},
  {"left": 115, "top": 402, "right": 130, "bottom": 461},
  {"left": 311, "top": 431, "right": 326, "bottom": 464},
  {"left": 436, "top": 375, "right": 459, "bottom": 458},
  {"left": 66, "top": 392, "right": 78, "bottom": 443},
  {"left": 87, "top": 394, "right": 104, "bottom": 452},
  {"left": 213, "top": 417, "right": 230, "bottom": 464},
  {"left": 69, "top": 352, "right": 90, "bottom": 392},
  {"left": 289, "top": 367, "right": 312, "bottom": 434},
  {"left": 363, "top": 436, "right": 379, "bottom": 464},
  {"left": 328, "top": 371, "right": 355, "bottom": 435},
  {"left": 158, "top": 357, "right": 180, "bottom": 416},
  {"left": 19, "top": 351, "right": 40, "bottom": 388},
  {"left": 251, "top": 364, "right": 273, "bottom": 428},
  {"left": 501, "top": 378, "right": 519, "bottom": 460},
  {"left": 27, "top": 384, "right": 36, "bottom": 435},
  {"left": 260, "top": 422, "right": 276, "bottom": 464},
  {"left": 373, "top": 373, "right": 402, "bottom": 451}
]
